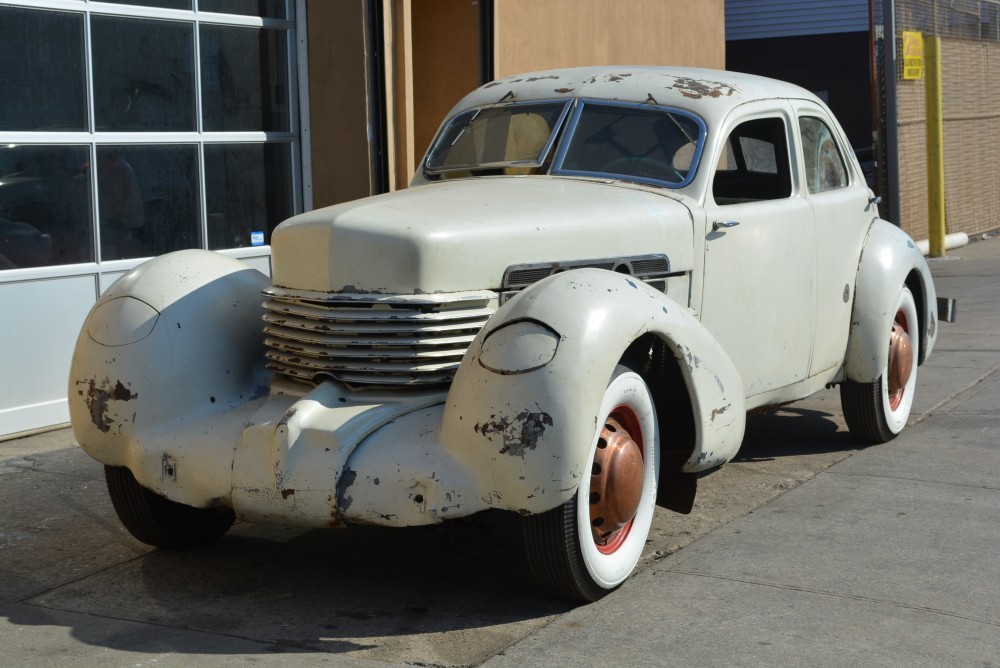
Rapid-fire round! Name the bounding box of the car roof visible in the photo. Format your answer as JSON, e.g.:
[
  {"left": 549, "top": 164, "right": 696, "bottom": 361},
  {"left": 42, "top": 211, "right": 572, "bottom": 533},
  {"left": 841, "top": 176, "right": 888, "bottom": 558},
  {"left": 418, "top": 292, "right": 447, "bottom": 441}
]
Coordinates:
[{"left": 451, "top": 66, "right": 822, "bottom": 126}]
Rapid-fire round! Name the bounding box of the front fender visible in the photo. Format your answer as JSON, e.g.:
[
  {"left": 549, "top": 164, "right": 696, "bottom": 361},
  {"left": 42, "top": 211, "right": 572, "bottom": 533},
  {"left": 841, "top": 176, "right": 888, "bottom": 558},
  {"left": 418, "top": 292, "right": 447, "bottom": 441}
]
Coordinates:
[
  {"left": 441, "top": 269, "right": 745, "bottom": 515},
  {"left": 846, "top": 220, "right": 938, "bottom": 383},
  {"left": 68, "top": 250, "right": 270, "bottom": 503}
]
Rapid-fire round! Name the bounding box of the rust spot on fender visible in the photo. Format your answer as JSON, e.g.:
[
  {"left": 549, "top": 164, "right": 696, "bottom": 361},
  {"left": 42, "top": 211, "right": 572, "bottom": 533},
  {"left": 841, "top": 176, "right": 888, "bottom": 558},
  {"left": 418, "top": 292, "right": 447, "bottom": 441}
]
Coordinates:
[
  {"left": 281, "top": 488, "right": 295, "bottom": 499},
  {"left": 79, "top": 378, "right": 137, "bottom": 433},
  {"left": 337, "top": 467, "right": 357, "bottom": 510},
  {"left": 554, "top": 87, "right": 575, "bottom": 94},
  {"left": 475, "top": 411, "right": 554, "bottom": 458}
]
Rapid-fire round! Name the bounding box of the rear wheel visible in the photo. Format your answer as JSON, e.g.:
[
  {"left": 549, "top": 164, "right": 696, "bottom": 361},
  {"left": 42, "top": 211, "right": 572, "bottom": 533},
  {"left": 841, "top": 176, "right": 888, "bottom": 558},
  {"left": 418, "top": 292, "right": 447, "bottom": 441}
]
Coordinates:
[
  {"left": 841, "top": 286, "right": 919, "bottom": 443},
  {"left": 523, "top": 366, "right": 659, "bottom": 601},
  {"left": 105, "top": 465, "right": 235, "bottom": 549}
]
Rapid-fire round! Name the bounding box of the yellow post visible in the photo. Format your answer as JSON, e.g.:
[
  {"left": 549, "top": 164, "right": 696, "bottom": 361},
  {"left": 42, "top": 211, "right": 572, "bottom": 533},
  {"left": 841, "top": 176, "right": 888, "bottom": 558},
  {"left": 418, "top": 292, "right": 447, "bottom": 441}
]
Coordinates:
[{"left": 925, "top": 35, "right": 947, "bottom": 257}]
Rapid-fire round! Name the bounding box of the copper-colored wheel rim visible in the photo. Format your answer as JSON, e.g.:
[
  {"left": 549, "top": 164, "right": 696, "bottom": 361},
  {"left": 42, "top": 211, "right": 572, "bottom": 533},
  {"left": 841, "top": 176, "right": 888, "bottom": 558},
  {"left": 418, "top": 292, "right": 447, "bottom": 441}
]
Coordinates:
[
  {"left": 589, "top": 407, "right": 645, "bottom": 555},
  {"left": 887, "top": 309, "right": 914, "bottom": 410}
]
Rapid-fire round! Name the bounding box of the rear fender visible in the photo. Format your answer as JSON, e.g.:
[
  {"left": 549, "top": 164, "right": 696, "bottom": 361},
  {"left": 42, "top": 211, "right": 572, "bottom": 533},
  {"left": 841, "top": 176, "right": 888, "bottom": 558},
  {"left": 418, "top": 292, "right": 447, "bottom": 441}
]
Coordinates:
[
  {"left": 846, "top": 220, "right": 938, "bottom": 383},
  {"left": 441, "top": 269, "right": 745, "bottom": 515}
]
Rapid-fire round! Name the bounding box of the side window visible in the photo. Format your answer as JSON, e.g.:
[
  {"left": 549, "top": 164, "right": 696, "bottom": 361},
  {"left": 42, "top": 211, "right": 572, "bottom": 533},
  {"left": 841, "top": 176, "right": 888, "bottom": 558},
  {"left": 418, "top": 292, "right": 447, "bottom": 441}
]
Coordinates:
[
  {"left": 799, "top": 116, "right": 849, "bottom": 193},
  {"left": 712, "top": 117, "right": 791, "bottom": 205}
]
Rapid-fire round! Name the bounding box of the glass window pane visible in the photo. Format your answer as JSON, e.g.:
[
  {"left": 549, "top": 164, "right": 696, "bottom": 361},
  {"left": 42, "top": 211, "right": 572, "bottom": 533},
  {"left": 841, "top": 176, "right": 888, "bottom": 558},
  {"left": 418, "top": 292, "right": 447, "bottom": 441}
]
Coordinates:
[
  {"left": 92, "top": 17, "right": 195, "bottom": 132},
  {"left": 205, "top": 143, "right": 292, "bottom": 250},
  {"left": 561, "top": 104, "right": 701, "bottom": 185},
  {"left": 800, "top": 116, "right": 849, "bottom": 193},
  {"left": 0, "top": 7, "right": 86, "bottom": 132},
  {"left": 0, "top": 145, "right": 93, "bottom": 269},
  {"left": 198, "top": 0, "right": 286, "bottom": 19},
  {"left": 101, "top": 0, "right": 192, "bottom": 10},
  {"left": 91, "top": 145, "right": 199, "bottom": 261},
  {"left": 201, "top": 26, "right": 290, "bottom": 132}
]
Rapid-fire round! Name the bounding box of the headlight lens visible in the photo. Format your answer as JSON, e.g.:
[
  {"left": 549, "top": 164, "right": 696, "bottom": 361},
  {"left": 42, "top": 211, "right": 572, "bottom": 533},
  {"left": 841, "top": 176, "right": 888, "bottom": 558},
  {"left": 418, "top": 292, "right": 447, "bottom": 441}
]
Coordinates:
[{"left": 478, "top": 319, "right": 560, "bottom": 374}]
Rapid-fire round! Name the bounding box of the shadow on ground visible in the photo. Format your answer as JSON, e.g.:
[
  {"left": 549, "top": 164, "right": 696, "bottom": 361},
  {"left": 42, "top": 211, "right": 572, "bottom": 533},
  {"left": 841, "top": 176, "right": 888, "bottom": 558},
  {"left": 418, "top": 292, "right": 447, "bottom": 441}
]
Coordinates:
[{"left": 734, "top": 405, "right": 858, "bottom": 462}]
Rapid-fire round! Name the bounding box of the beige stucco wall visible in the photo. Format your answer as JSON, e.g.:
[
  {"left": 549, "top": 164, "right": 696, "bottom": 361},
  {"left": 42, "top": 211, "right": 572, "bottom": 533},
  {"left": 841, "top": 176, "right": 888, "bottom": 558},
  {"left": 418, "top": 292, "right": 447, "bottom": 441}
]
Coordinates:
[{"left": 494, "top": 0, "right": 725, "bottom": 77}]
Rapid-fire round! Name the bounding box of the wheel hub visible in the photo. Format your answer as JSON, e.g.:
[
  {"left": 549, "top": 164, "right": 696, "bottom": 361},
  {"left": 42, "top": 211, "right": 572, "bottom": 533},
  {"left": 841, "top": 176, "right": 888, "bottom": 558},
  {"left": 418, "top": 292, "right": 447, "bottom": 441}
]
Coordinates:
[
  {"left": 887, "top": 318, "right": 914, "bottom": 399},
  {"left": 589, "top": 415, "right": 644, "bottom": 550}
]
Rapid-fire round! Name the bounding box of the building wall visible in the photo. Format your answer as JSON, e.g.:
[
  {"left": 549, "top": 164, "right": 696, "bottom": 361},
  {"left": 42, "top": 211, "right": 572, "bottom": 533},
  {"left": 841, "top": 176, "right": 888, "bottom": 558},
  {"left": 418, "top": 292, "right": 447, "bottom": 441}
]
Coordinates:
[
  {"left": 493, "top": 0, "right": 725, "bottom": 77},
  {"left": 896, "top": 38, "right": 1000, "bottom": 240},
  {"left": 412, "top": 1, "right": 483, "bottom": 169}
]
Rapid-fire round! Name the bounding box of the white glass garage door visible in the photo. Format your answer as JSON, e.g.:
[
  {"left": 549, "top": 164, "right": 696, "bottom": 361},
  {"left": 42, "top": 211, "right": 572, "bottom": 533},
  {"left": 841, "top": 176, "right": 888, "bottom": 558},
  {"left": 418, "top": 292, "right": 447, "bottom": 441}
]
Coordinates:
[{"left": 0, "top": 0, "right": 305, "bottom": 437}]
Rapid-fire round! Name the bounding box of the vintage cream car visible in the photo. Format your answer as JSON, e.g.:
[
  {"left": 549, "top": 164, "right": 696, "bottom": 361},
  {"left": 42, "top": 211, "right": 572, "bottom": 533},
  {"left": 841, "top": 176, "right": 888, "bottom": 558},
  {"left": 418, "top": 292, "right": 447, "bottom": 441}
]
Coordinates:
[{"left": 70, "top": 67, "right": 952, "bottom": 602}]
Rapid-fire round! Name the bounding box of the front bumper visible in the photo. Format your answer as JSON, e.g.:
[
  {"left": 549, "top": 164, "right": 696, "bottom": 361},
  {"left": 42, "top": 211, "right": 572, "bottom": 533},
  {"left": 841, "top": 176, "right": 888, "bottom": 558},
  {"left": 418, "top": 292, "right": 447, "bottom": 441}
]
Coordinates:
[{"left": 81, "top": 379, "right": 488, "bottom": 528}]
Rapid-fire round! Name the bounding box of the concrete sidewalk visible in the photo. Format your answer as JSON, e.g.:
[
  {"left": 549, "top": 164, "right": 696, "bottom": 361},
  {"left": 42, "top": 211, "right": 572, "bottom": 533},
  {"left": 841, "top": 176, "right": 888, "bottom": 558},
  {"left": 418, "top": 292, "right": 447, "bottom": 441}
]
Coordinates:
[{"left": 485, "top": 237, "right": 1000, "bottom": 667}]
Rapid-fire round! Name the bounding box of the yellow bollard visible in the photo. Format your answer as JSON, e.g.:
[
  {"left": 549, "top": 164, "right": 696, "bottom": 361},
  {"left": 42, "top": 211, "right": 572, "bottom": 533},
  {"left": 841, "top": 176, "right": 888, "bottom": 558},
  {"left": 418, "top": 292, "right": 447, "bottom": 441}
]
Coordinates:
[{"left": 925, "top": 35, "right": 946, "bottom": 258}]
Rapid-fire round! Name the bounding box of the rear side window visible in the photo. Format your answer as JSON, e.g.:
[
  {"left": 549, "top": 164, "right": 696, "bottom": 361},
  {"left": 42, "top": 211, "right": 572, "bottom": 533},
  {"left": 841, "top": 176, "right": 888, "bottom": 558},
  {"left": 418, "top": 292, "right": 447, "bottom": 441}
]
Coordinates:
[
  {"left": 713, "top": 117, "right": 792, "bottom": 205},
  {"left": 799, "top": 116, "right": 849, "bottom": 193}
]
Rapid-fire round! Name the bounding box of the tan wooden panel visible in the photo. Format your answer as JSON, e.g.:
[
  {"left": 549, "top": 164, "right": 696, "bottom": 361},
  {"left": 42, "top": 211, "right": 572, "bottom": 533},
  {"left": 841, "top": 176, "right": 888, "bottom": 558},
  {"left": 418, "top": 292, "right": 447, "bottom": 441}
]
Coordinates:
[
  {"left": 306, "top": 0, "right": 375, "bottom": 208},
  {"left": 494, "top": 0, "right": 725, "bottom": 77}
]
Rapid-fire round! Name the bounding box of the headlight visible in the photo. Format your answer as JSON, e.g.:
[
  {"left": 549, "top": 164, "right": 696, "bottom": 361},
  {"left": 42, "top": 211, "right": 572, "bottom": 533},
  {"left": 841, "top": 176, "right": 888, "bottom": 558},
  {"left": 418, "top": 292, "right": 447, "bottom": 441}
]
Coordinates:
[
  {"left": 478, "top": 319, "right": 560, "bottom": 374},
  {"left": 87, "top": 297, "right": 159, "bottom": 346}
]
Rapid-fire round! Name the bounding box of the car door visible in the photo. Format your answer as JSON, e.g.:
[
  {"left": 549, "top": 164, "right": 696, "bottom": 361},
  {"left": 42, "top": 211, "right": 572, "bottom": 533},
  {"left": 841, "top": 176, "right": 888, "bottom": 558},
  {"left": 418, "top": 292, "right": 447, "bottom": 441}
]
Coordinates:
[
  {"left": 699, "top": 102, "right": 816, "bottom": 399},
  {"left": 792, "top": 101, "right": 877, "bottom": 376}
]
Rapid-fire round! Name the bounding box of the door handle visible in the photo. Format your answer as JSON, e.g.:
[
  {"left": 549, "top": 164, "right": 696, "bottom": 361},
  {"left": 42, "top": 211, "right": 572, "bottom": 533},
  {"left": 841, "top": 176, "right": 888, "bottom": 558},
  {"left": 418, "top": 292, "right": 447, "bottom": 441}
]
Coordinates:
[{"left": 712, "top": 220, "right": 740, "bottom": 232}]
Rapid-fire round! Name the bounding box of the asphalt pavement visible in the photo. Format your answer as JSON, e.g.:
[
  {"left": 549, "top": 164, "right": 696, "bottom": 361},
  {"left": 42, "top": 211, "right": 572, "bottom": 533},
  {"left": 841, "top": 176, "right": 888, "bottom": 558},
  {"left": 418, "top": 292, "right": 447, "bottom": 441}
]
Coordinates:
[{"left": 2, "top": 236, "right": 998, "bottom": 667}]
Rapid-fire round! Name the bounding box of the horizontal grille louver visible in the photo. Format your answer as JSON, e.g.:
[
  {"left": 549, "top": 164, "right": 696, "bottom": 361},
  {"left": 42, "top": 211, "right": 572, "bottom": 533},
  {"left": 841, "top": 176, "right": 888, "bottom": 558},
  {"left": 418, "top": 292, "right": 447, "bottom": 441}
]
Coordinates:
[{"left": 261, "top": 289, "right": 496, "bottom": 390}]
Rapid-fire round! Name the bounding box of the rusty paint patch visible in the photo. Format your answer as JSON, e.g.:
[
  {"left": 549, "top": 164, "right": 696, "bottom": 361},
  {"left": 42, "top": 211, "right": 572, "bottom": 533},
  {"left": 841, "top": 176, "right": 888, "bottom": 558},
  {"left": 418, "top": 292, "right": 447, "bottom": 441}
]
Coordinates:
[
  {"left": 79, "top": 378, "right": 137, "bottom": 433},
  {"left": 526, "top": 75, "right": 559, "bottom": 82},
  {"left": 475, "top": 411, "right": 554, "bottom": 458},
  {"left": 337, "top": 467, "right": 357, "bottom": 510},
  {"left": 554, "top": 87, "right": 575, "bottom": 94},
  {"left": 278, "top": 407, "right": 297, "bottom": 426},
  {"left": 280, "top": 488, "right": 295, "bottom": 500},
  {"left": 668, "top": 77, "right": 738, "bottom": 100}
]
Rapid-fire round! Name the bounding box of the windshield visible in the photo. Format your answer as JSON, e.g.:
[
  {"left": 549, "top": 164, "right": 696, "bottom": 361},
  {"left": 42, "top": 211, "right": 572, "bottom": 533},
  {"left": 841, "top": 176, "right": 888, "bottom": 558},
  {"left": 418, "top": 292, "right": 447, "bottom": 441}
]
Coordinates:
[
  {"left": 424, "top": 99, "right": 704, "bottom": 187},
  {"left": 425, "top": 102, "right": 570, "bottom": 173},
  {"left": 555, "top": 102, "right": 703, "bottom": 186}
]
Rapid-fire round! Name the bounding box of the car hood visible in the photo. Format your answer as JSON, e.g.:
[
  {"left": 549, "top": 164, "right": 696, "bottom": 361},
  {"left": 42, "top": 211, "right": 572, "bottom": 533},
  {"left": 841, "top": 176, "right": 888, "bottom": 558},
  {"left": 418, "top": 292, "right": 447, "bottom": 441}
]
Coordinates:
[{"left": 270, "top": 177, "right": 694, "bottom": 294}]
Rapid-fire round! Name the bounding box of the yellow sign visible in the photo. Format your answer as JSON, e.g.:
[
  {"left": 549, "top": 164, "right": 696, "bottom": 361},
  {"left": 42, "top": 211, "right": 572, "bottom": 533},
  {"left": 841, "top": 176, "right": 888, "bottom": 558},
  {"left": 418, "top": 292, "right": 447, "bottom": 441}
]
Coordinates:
[{"left": 903, "top": 31, "right": 924, "bottom": 80}]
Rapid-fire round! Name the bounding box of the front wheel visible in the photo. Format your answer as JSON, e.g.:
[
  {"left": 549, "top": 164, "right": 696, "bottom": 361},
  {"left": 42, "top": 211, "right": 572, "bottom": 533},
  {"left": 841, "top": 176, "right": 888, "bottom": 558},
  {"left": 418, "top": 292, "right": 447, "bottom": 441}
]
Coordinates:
[
  {"left": 841, "top": 285, "right": 920, "bottom": 443},
  {"left": 105, "top": 465, "right": 235, "bottom": 549},
  {"left": 523, "top": 365, "right": 659, "bottom": 601}
]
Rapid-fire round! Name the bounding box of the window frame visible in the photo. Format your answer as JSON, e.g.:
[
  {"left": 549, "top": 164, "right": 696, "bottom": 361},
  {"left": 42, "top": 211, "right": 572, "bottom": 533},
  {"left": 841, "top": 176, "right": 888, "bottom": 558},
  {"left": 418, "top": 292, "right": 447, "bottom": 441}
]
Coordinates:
[
  {"left": 0, "top": 0, "right": 304, "bottom": 280},
  {"left": 711, "top": 114, "right": 795, "bottom": 206}
]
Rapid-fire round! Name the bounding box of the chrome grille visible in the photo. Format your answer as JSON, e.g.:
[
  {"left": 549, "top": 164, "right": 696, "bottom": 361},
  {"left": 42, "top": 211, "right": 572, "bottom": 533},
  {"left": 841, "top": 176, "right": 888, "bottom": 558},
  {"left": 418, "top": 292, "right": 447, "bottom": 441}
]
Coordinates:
[{"left": 262, "top": 287, "right": 497, "bottom": 390}]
